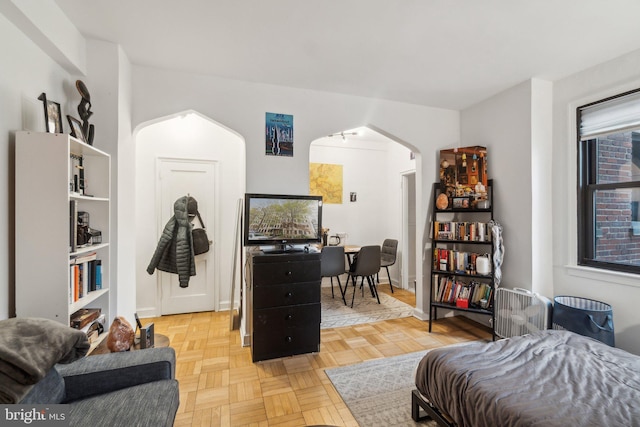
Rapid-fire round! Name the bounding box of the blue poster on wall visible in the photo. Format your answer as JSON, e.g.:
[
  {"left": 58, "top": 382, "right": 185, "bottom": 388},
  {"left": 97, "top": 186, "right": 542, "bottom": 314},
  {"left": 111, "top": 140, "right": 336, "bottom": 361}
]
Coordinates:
[{"left": 265, "top": 112, "right": 293, "bottom": 157}]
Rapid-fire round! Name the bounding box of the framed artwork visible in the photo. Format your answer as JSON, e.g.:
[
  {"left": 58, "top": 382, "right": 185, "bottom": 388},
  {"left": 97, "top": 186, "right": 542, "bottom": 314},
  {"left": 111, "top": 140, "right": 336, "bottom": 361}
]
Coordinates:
[
  {"left": 67, "top": 116, "right": 86, "bottom": 142},
  {"left": 452, "top": 197, "right": 471, "bottom": 209},
  {"left": 139, "top": 323, "right": 155, "bottom": 349},
  {"left": 38, "top": 93, "right": 63, "bottom": 134},
  {"left": 309, "top": 162, "right": 343, "bottom": 204},
  {"left": 265, "top": 112, "right": 293, "bottom": 157}
]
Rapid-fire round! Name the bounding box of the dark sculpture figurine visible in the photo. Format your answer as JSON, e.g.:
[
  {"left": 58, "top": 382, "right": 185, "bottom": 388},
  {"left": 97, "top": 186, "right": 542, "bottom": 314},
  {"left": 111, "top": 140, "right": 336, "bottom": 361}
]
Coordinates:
[{"left": 76, "top": 80, "right": 95, "bottom": 145}]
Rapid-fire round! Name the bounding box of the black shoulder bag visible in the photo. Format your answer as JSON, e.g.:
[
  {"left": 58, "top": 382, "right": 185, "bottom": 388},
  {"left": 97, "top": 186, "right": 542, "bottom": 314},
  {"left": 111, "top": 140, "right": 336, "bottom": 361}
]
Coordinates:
[{"left": 192, "top": 210, "right": 210, "bottom": 255}]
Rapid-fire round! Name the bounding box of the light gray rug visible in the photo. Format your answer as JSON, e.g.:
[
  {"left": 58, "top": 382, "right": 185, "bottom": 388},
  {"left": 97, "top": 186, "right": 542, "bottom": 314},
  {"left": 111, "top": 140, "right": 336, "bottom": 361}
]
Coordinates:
[
  {"left": 325, "top": 351, "right": 437, "bottom": 427},
  {"left": 320, "top": 283, "right": 415, "bottom": 329}
]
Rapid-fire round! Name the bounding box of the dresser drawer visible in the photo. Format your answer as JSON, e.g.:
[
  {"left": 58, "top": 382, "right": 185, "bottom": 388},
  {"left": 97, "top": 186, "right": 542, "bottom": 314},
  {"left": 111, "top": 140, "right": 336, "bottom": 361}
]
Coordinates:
[
  {"left": 253, "top": 260, "right": 320, "bottom": 287},
  {"left": 252, "top": 313, "right": 321, "bottom": 361},
  {"left": 253, "top": 303, "right": 321, "bottom": 331},
  {"left": 253, "top": 281, "right": 320, "bottom": 309}
]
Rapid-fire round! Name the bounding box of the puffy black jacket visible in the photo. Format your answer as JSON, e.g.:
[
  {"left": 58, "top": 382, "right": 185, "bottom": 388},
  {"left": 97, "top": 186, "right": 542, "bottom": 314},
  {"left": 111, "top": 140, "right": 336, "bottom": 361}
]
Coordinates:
[{"left": 147, "top": 196, "right": 196, "bottom": 287}]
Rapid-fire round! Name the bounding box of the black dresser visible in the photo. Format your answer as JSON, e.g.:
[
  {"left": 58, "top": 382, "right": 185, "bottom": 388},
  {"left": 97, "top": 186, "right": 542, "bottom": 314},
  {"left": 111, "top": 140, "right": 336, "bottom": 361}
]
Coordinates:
[{"left": 247, "top": 250, "right": 321, "bottom": 362}]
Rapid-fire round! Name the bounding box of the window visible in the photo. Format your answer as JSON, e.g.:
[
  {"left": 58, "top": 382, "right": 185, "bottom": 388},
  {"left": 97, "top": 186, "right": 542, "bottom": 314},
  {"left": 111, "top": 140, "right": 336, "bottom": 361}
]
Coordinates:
[{"left": 577, "top": 89, "right": 640, "bottom": 273}]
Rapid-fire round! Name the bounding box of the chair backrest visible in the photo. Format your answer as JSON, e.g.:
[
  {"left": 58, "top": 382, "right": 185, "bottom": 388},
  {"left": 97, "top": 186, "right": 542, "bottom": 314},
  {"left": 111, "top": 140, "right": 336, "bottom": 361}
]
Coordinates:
[
  {"left": 351, "top": 245, "right": 381, "bottom": 276},
  {"left": 321, "top": 246, "right": 345, "bottom": 277},
  {"left": 381, "top": 239, "right": 398, "bottom": 264}
]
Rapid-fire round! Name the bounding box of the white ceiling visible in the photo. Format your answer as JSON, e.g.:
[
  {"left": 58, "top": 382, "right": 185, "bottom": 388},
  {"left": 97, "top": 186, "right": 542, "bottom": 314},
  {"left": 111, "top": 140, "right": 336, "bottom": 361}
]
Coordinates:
[{"left": 55, "top": 0, "right": 640, "bottom": 111}]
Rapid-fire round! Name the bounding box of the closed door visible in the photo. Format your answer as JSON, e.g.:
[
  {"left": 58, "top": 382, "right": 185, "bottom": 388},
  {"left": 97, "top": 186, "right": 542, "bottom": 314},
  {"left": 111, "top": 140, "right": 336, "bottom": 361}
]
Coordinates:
[{"left": 158, "top": 158, "right": 217, "bottom": 315}]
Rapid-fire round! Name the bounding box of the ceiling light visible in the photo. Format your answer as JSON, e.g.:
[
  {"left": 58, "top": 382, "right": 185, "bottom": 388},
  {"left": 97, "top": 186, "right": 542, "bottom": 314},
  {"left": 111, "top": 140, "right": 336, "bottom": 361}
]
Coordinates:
[{"left": 328, "top": 131, "right": 358, "bottom": 143}]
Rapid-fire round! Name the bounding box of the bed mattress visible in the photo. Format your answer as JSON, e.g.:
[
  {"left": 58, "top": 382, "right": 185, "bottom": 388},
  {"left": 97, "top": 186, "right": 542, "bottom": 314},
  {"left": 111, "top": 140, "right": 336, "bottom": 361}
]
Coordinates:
[{"left": 415, "top": 330, "right": 640, "bottom": 427}]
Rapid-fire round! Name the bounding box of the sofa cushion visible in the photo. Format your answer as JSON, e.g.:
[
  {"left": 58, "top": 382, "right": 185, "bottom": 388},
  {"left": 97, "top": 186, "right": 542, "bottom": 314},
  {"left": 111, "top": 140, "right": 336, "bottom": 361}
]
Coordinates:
[
  {"left": 57, "top": 347, "right": 175, "bottom": 403},
  {"left": 66, "top": 380, "right": 179, "bottom": 427},
  {"left": 19, "top": 367, "right": 65, "bottom": 404}
]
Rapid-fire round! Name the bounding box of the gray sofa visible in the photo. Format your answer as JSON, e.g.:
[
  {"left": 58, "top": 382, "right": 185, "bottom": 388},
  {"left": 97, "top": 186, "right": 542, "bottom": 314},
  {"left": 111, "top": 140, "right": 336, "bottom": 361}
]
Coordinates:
[{"left": 20, "top": 347, "right": 179, "bottom": 427}]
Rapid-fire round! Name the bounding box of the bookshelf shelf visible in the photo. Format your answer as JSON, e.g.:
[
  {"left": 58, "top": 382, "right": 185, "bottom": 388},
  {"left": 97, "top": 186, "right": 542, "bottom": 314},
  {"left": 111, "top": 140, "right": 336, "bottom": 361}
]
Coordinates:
[
  {"left": 16, "top": 131, "right": 110, "bottom": 336},
  {"left": 429, "top": 179, "right": 496, "bottom": 340},
  {"left": 69, "top": 289, "right": 109, "bottom": 313}
]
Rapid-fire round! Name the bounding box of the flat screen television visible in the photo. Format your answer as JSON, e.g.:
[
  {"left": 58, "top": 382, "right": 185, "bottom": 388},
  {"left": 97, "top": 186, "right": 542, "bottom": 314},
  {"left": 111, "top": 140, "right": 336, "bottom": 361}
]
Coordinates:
[{"left": 244, "top": 193, "right": 323, "bottom": 252}]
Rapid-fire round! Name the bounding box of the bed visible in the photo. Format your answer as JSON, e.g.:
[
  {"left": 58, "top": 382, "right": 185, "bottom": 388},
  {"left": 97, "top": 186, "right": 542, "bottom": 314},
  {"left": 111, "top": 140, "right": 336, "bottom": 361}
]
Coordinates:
[{"left": 412, "top": 329, "right": 640, "bottom": 427}]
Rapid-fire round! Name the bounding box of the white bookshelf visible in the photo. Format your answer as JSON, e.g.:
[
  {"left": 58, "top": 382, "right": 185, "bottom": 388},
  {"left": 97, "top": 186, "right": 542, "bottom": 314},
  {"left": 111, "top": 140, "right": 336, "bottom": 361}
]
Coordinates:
[{"left": 15, "top": 131, "right": 111, "bottom": 338}]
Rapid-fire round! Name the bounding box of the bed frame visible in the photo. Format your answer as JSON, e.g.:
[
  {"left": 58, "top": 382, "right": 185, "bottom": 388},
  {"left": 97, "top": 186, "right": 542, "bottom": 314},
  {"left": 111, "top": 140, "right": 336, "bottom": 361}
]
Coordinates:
[{"left": 411, "top": 389, "right": 454, "bottom": 427}]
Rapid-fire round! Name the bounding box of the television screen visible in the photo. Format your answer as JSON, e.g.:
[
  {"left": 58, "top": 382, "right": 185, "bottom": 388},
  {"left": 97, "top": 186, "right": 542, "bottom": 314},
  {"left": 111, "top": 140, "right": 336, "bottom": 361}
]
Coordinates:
[{"left": 244, "top": 193, "right": 323, "bottom": 249}]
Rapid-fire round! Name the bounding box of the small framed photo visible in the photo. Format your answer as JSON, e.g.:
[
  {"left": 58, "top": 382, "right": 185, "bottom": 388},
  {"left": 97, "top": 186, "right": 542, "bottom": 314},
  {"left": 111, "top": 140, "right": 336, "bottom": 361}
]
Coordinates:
[
  {"left": 139, "top": 323, "right": 155, "bottom": 349},
  {"left": 67, "top": 116, "right": 86, "bottom": 142},
  {"left": 38, "top": 93, "right": 63, "bottom": 134},
  {"left": 452, "top": 197, "right": 471, "bottom": 209}
]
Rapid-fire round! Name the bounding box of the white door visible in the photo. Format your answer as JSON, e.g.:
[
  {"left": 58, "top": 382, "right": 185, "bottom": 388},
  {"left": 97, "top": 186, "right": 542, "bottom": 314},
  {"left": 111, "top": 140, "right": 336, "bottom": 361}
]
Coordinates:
[{"left": 158, "top": 158, "right": 217, "bottom": 315}]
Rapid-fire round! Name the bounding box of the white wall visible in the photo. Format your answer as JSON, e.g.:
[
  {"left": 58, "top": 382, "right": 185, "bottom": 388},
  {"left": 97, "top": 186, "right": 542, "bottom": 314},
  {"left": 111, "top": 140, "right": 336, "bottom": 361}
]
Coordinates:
[
  {"left": 461, "top": 80, "right": 536, "bottom": 292},
  {"left": 0, "top": 11, "right": 79, "bottom": 319},
  {"left": 552, "top": 48, "right": 640, "bottom": 355},
  {"left": 310, "top": 136, "right": 414, "bottom": 286},
  {"left": 131, "top": 65, "right": 460, "bottom": 320},
  {"left": 135, "top": 112, "right": 245, "bottom": 316}
]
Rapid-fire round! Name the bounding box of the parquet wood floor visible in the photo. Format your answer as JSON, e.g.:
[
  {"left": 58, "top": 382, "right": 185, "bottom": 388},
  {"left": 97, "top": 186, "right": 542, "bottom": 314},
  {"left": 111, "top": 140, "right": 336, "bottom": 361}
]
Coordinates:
[{"left": 146, "top": 287, "right": 492, "bottom": 427}]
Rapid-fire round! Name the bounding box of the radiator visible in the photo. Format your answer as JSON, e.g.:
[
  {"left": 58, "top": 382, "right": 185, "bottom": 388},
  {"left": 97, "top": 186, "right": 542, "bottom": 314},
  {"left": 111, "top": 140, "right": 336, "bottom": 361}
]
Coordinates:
[{"left": 494, "top": 287, "right": 552, "bottom": 339}]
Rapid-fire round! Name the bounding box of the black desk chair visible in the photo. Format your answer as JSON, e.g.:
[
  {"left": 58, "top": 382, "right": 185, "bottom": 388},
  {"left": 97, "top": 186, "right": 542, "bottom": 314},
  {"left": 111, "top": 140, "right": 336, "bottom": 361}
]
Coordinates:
[
  {"left": 379, "top": 239, "right": 398, "bottom": 293},
  {"left": 321, "top": 246, "right": 346, "bottom": 305},
  {"left": 346, "top": 245, "right": 381, "bottom": 308}
]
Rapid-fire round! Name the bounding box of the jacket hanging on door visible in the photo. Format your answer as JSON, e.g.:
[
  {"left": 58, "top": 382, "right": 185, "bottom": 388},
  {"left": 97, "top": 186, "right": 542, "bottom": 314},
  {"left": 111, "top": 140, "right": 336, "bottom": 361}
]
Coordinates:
[{"left": 147, "top": 196, "right": 197, "bottom": 287}]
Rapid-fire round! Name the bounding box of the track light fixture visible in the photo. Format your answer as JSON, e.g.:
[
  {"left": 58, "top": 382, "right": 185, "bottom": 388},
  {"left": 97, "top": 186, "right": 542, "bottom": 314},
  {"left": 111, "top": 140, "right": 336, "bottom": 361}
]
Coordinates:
[{"left": 327, "top": 131, "right": 359, "bottom": 142}]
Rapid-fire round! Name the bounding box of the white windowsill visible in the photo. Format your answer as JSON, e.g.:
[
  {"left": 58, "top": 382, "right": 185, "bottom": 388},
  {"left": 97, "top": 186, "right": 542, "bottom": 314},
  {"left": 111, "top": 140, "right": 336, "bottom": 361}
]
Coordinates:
[{"left": 564, "top": 264, "right": 640, "bottom": 289}]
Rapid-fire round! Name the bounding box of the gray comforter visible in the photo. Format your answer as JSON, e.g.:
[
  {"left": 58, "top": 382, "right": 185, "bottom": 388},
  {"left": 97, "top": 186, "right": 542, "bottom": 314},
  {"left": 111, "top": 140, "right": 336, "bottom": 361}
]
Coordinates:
[{"left": 415, "top": 330, "right": 640, "bottom": 427}]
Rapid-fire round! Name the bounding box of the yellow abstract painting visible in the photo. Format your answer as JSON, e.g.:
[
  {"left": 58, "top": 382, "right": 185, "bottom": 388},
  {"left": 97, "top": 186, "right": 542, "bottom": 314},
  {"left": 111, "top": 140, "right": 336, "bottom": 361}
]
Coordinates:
[{"left": 309, "top": 163, "right": 343, "bottom": 204}]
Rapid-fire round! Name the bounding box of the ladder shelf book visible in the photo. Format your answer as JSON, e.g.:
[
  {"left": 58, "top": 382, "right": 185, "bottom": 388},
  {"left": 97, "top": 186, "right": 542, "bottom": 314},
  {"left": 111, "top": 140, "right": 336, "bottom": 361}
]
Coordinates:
[{"left": 429, "top": 179, "right": 496, "bottom": 340}]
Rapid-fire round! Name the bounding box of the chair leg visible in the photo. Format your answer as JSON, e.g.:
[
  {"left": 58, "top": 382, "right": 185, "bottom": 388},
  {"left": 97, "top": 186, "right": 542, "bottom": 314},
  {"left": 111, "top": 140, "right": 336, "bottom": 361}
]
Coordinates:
[
  {"left": 350, "top": 275, "right": 358, "bottom": 308},
  {"left": 367, "top": 275, "right": 380, "bottom": 304},
  {"left": 385, "top": 266, "right": 394, "bottom": 293},
  {"left": 330, "top": 277, "right": 335, "bottom": 298},
  {"left": 336, "top": 276, "right": 346, "bottom": 305}
]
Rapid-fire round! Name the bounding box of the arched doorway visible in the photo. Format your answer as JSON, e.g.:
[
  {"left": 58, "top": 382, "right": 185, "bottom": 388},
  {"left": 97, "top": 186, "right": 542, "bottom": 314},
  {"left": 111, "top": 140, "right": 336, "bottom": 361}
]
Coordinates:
[
  {"left": 133, "top": 111, "right": 245, "bottom": 317},
  {"left": 309, "top": 126, "right": 418, "bottom": 298}
]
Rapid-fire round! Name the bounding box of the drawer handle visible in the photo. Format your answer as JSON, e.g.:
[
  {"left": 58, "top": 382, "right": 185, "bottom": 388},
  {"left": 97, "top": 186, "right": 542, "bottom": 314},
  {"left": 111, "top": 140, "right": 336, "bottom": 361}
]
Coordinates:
[
  {"left": 285, "top": 292, "right": 293, "bottom": 298},
  {"left": 285, "top": 336, "right": 293, "bottom": 343},
  {"left": 285, "top": 271, "right": 293, "bottom": 276},
  {"left": 285, "top": 314, "right": 293, "bottom": 321}
]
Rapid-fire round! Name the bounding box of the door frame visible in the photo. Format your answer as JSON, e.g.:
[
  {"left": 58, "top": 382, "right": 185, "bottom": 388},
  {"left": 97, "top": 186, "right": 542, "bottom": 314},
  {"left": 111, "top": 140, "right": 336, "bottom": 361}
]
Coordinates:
[
  {"left": 401, "top": 170, "right": 417, "bottom": 291},
  {"left": 155, "top": 156, "right": 220, "bottom": 313}
]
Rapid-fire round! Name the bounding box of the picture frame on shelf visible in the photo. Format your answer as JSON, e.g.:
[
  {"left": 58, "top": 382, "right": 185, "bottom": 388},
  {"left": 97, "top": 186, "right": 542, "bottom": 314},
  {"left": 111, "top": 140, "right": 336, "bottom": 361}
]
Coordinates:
[
  {"left": 38, "top": 93, "right": 63, "bottom": 134},
  {"left": 452, "top": 197, "right": 470, "bottom": 209},
  {"left": 67, "top": 116, "right": 86, "bottom": 142}
]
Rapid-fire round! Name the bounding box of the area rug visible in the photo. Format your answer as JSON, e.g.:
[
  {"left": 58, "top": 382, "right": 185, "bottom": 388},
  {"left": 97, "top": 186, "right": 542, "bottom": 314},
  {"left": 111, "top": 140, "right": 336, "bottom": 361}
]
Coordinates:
[
  {"left": 320, "top": 284, "right": 415, "bottom": 329},
  {"left": 325, "top": 351, "right": 437, "bottom": 426}
]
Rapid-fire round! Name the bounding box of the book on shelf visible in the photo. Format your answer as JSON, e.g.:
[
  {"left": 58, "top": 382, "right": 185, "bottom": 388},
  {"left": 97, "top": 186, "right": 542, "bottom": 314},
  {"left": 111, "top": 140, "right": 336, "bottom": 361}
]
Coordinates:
[
  {"left": 69, "top": 252, "right": 101, "bottom": 301},
  {"left": 95, "top": 260, "right": 102, "bottom": 290},
  {"left": 433, "top": 248, "right": 490, "bottom": 276},
  {"left": 433, "top": 221, "right": 491, "bottom": 242},
  {"left": 69, "top": 200, "right": 78, "bottom": 252},
  {"left": 70, "top": 308, "right": 101, "bottom": 329},
  {"left": 434, "top": 275, "right": 492, "bottom": 309}
]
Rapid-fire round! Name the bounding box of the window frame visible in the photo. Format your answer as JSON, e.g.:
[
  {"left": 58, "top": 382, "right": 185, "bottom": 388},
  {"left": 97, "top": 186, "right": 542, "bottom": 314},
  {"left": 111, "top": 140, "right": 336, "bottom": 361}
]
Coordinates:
[{"left": 577, "top": 90, "right": 640, "bottom": 274}]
